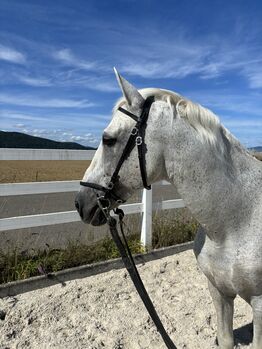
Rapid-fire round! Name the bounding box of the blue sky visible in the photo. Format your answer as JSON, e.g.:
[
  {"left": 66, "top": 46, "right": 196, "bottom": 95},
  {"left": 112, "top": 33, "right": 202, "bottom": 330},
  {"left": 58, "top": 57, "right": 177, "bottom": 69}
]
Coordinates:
[{"left": 0, "top": 0, "right": 261, "bottom": 148}]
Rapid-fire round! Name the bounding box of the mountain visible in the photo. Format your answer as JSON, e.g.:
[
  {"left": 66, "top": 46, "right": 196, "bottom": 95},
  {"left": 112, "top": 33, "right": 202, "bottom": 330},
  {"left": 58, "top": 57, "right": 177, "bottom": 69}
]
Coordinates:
[
  {"left": 250, "top": 146, "right": 262, "bottom": 152},
  {"left": 0, "top": 131, "right": 95, "bottom": 150},
  {"left": 0, "top": 130, "right": 260, "bottom": 152}
]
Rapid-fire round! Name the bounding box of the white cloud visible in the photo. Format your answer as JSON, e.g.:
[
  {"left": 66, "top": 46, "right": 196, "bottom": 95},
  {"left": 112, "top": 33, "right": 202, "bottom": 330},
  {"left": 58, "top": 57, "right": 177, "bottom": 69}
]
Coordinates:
[
  {"left": 53, "top": 72, "right": 118, "bottom": 92},
  {"left": 1, "top": 124, "right": 100, "bottom": 147},
  {"left": 185, "top": 90, "right": 262, "bottom": 117},
  {"left": 18, "top": 76, "right": 51, "bottom": 87},
  {"left": 241, "top": 66, "right": 262, "bottom": 89},
  {"left": 85, "top": 80, "right": 118, "bottom": 92},
  {"left": 180, "top": 89, "right": 262, "bottom": 148},
  {"left": 16, "top": 127, "right": 99, "bottom": 146},
  {"left": 0, "top": 110, "right": 111, "bottom": 134},
  {"left": 0, "top": 44, "right": 26, "bottom": 64},
  {"left": 223, "top": 120, "right": 262, "bottom": 127},
  {"left": 8, "top": 63, "right": 117, "bottom": 93},
  {"left": 70, "top": 135, "right": 85, "bottom": 141},
  {"left": 53, "top": 48, "right": 96, "bottom": 70},
  {"left": 0, "top": 94, "right": 94, "bottom": 108},
  {"left": 117, "top": 32, "right": 262, "bottom": 91},
  {"left": 0, "top": 110, "right": 49, "bottom": 121},
  {"left": 14, "top": 123, "right": 26, "bottom": 128},
  {"left": 120, "top": 41, "right": 207, "bottom": 79}
]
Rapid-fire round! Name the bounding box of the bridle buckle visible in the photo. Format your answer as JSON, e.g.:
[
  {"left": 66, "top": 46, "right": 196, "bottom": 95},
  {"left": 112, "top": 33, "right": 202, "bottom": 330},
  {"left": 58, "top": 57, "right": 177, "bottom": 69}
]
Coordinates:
[
  {"left": 96, "top": 195, "right": 111, "bottom": 220},
  {"left": 136, "top": 136, "right": 142, "bottom": 146},
  {"left": 131, "top": 127, "right": 138, "bottom": 135},
  {"left": 107, "top": 182, "right": 114, "bottom": 190},
  {"left": 97, "top": 195, "right": 111, "bottom": 209}
]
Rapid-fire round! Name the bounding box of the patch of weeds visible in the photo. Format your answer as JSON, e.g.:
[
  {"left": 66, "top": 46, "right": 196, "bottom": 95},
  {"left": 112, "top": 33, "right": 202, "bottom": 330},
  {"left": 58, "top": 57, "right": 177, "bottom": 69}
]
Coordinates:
[
  {"left": 0, "top": 209, "right": 199, "bottom": 284},
  {"left": 152, "top": 209, "right": 199, "bottom": 249},
  {"left": 0, "top": 234, "right": 144, "bottom": 284}
]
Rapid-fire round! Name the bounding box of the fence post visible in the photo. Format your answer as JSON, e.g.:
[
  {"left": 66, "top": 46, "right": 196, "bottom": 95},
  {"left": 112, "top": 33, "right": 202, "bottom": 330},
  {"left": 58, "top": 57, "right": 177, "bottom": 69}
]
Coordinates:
[{"left": 141, "top": 187, "right": 153, "bottom": 249}]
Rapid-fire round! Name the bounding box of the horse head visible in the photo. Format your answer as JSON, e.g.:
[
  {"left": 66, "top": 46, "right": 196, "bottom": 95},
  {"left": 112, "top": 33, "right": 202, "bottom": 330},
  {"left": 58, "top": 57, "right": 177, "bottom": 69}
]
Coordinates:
[{"left": 75, "top": 69, "right": 168, "bottom": 225}]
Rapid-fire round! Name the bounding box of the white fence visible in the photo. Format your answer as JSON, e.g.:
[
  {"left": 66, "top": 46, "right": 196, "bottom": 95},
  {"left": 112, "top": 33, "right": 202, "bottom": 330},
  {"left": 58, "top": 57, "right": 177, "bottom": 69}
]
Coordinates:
[{"left": 0, "top": 148, "right": 185, "bottom": 247}]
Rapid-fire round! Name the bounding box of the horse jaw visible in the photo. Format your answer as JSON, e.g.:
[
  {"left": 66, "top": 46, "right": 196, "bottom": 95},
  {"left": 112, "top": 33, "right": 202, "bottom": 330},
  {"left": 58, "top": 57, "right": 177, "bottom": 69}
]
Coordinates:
[{"left": 113, "top": 67, "right": 144, "bottom": 108}]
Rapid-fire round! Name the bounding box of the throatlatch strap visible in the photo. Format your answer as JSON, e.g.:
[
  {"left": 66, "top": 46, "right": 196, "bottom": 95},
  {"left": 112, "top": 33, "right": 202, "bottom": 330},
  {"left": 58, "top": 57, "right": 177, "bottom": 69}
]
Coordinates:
[
  {"left": 138, "top": 143, "right": 151, "bottom": 190},
  {"left": 135, "top": 96, "right": 154, "bottom": 189}
]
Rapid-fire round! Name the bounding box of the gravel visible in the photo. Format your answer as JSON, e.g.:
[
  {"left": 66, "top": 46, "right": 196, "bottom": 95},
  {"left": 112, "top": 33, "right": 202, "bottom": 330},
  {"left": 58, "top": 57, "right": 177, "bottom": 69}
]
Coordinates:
[{"left": 0, "top": 250, "right": 253, "bottom": 349}]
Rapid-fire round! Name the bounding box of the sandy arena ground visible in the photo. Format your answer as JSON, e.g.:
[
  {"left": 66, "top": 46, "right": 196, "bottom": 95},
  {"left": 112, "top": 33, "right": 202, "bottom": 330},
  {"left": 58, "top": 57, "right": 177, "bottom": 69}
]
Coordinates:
[{"left": 0, "top": 250, "right": 253, "bottom": 349}]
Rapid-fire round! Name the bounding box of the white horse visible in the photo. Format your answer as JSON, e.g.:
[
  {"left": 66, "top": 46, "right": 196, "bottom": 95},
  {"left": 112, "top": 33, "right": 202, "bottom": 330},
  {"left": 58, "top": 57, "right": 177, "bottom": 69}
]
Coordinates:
[{"left": 75, "top": 70, "right": 262, "bottom": 349}]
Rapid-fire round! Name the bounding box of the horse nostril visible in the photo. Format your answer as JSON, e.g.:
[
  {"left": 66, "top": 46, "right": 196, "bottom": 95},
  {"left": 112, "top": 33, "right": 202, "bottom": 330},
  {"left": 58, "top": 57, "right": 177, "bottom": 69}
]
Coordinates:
[
  {"left": 75, "top": 200, "right": 80, "bottom": 211},
  {"left": 75, "top": 199, "right": 84, "bottom": 219}
]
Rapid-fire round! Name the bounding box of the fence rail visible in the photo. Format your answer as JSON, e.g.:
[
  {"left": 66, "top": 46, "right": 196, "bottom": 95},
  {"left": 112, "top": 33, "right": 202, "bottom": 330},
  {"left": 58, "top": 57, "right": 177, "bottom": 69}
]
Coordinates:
[
  {"left": 0, "top": 148, "right": 185, "bottom": 248},
  {"left": 0, "top": 148, "right": 96, "bottom": 160},
  {"left": 0, "top": 179, "right": 170, "bottom": 197}
]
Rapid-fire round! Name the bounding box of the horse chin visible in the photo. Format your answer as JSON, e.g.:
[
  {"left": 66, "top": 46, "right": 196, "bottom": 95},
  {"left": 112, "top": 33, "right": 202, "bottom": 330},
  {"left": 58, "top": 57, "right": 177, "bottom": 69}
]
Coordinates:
[{"left": 89, "top": 206, "right": 107, "bottom": 226}]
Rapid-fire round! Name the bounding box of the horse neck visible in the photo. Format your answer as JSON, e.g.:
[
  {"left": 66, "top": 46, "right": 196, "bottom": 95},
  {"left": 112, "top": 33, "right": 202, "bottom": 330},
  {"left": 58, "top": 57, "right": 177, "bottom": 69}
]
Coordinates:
[{"left": 164, "top": 120, "right": 257, "bottom": 241}]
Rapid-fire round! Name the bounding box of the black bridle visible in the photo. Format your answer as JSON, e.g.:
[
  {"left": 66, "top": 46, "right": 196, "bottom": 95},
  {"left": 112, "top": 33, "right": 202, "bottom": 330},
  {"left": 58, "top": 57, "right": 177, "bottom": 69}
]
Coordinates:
[
  {"left": 80, "top": 95, "right": 155, "bottom": 204},
  {"left": 78, "top": 95, "right": 177, "bottom": 349}
]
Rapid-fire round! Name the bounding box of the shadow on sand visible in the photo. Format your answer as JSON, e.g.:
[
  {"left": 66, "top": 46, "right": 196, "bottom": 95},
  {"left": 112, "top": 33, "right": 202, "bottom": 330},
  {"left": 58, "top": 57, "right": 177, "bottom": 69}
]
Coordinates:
[
  {"left": 234, "top": 322, "right": 253, "bottom": 346},
  {"left": 215, "top": 322, "right": 253, "bottom": 347}
]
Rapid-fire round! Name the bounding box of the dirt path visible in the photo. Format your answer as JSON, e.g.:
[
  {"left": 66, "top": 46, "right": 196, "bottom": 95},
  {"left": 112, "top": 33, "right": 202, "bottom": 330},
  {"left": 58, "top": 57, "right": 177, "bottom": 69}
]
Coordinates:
[{"left": 0, "top": 250, "right": 253, "bottom": 349}]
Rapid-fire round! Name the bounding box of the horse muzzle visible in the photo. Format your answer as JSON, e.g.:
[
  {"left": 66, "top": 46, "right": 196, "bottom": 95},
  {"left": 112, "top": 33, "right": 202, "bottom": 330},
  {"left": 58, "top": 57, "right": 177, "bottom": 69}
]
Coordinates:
[{"left": 75, "top": 190, "right": 107, "bottom": 226}]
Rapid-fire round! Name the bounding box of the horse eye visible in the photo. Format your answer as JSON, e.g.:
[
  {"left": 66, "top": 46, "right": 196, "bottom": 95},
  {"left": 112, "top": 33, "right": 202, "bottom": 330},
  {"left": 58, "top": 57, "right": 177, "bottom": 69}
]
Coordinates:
[{"left": 102, "top": 134, "right": 117, "bottom": 147}]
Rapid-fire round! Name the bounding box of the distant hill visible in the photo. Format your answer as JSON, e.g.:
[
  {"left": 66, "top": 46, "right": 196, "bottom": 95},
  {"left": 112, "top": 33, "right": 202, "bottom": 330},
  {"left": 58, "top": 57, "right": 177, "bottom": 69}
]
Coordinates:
[
  {"left": 0, "top": 131, "right": 95, "bottom": 150},
  {"left": 250, "top": 146, "right": 262, "bottom": 152}
]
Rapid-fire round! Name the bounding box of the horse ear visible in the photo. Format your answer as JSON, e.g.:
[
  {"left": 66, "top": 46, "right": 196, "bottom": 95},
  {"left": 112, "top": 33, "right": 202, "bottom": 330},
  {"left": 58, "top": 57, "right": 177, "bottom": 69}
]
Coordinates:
[
  {"left": 176, "top": 99, "right": 187, "bottom": 118},
  {"left": 114, "top": 67, "right": 144, "bottom": 108}
]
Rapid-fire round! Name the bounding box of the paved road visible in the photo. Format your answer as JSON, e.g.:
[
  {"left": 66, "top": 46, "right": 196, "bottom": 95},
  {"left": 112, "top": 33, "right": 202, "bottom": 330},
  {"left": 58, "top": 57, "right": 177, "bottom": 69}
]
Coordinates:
[{"left": 0, "top": 183, "right": 181, "bottom": 252}]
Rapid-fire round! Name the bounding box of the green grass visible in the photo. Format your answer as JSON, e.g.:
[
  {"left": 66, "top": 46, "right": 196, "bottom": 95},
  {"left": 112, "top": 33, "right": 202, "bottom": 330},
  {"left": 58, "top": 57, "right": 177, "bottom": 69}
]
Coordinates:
[
  {"left": 0, "top": 211, "right": 199, "bottom": 284},
  {"left": 0, "top": 234, "right": 144, "bottom": 284}
]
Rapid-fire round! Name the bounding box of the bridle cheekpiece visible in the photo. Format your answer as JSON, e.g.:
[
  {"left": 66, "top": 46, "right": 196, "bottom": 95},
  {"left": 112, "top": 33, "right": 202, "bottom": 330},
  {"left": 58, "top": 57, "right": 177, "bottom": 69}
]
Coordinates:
[{"left": 80, "top": 95, "right": 155, "bottom": 212}]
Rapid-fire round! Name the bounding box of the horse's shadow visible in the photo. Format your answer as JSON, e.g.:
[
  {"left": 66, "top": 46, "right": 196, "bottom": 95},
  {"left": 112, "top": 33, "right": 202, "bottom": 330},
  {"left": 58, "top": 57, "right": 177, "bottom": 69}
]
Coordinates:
[
  {"left": 215, "top": 322, "right": 253, "bottom": 347},
  {"left": 234, "top": 322, "right": 253, "bottom": 346},
  {"left": 215, "top": 322, "right": 253, "bottom": 346}
]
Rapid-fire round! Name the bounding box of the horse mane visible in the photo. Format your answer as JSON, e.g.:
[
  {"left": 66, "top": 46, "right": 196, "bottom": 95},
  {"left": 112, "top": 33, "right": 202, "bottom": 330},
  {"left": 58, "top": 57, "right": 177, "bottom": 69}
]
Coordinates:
[{"left": 114, "top": 87, "right": 240, "bottom": 159}]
